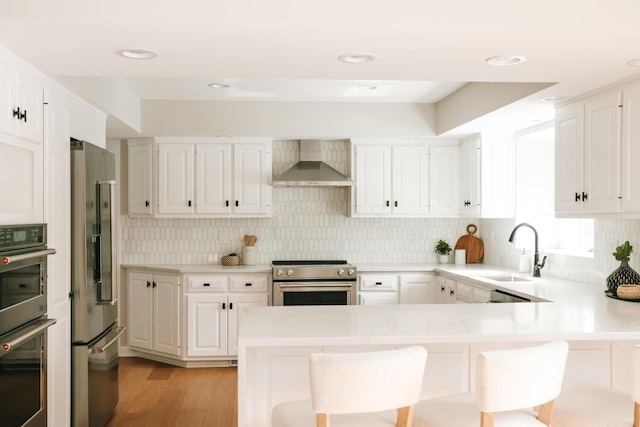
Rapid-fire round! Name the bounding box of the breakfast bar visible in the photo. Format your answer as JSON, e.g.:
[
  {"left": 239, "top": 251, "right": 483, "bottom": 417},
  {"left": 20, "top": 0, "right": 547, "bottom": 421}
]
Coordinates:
[{"left": 238, "top": 267, "right": 640, "bottom": 427}]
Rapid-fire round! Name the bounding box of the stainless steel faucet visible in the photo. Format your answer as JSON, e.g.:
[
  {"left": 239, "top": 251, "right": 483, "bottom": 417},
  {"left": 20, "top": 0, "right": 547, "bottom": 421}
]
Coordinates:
[{"left": 508, "top": 223, "right": 547, "bottom": 277}]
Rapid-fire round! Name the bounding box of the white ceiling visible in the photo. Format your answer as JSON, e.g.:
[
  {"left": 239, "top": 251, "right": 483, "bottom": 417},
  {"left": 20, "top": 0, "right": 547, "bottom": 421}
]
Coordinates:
[{"left": 1, "top": 0, "right": 640, "bottom": 137}]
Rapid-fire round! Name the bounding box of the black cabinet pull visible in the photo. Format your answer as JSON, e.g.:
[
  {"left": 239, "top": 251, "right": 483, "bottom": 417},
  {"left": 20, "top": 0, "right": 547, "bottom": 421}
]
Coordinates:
[
  {"left": 222, "top": 302, "right": 226, "bottom": 310},
  {"left": 20, "top": 109, "right": 26, "bottom": 122},
  {"left": 203, "top": 283, "right": 210, "bottom": 287},
  {"left": 582, "top": 192, "right": 588, "bottom": 201},
  {"left": 188, "top": 200, "right": 192, "bottom": 207},
  {"left": 145, "top": 200, "right": 150, "bottom": 207},
  {"left": 146, "top": 281, "right": 151, "bottom": 288},
  {"left": 575, "top": 193, "right": 581, "bottom": 202},
  {"left": 235, "top": 200, "right": 239, "bottom": 207},
  {"left": 152, "top": 281, "right": 157, "bottom": 288},
  {"left": 394, "top": 201, "right": 398, "bottom": 207},
  {"left": 229, "top": 303, "right": 233, "bottom": 310},
  {"left": 375, "top": 282, "right": 383, "bottom": 286},
  {"left": 12, "top": 107, "right": 20, "bottom": 118},
  {"left": 386, "top": 201, "right": 389, "bottom": 207},
  {"left": 440, "top": 285, "right": 445, "bottom": 292},
  {"left": 225, "top": 200, "right": 229, "bottom": 207},
  {"left": 245, "top": 283, "right": 252, "bottom": 287},
  {"left": 449, "top": 289, "right": 455, "bottom": 296}
]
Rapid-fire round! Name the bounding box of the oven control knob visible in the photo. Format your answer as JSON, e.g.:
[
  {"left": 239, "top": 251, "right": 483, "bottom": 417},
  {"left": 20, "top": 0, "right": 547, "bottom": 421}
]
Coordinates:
[
  {"left": 287, "top": 269, "right": 294, "bottom": 276},
  {"left": 348, "top": 268, "right": 355, "bottom": 276},
  {"left": 275, "top": 269, "right": 284, "bottom": 276},
  {"left": 337, "top": 268, "right": 345, "bottom": 276}
]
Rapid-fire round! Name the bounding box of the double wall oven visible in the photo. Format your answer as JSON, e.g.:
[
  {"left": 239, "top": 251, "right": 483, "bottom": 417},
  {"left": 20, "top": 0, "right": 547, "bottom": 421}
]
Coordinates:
[
  {"left": 0, "top": 224, "right": 56, "bottom": 427},
  {"left": 272, "top": 260, "right": 357, "bottom": 306}
]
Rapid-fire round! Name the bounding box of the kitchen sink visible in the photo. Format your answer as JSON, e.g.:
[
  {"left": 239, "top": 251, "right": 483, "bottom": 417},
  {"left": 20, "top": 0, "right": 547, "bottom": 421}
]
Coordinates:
[{"left": 480, "top": 275, "right": 533, "bottom": 283}]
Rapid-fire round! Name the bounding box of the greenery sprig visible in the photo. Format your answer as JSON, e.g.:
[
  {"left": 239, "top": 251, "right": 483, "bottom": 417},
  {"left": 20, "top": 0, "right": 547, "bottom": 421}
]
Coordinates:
[
  {"left": 613, "top": 241, "right": 633, "bottom": 262},
  {"left": 435, "top": 239, "right": 452, "bottom": 255}
]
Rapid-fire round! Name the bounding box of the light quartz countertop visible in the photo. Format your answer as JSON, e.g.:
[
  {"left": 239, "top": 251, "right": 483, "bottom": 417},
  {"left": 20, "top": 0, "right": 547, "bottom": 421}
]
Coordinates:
[
  {"left": 239, "top": 263, "right": 640, "bottom": 347},
  {"left": 121, "top": 263, "right": 272, "bottom": 274}
]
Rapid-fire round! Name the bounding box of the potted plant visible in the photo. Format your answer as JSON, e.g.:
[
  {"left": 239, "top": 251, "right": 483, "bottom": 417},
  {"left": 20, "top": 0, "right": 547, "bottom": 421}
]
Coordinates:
[
  {"left": 435, "top": 240, "right": 452, "bottom": 264},
  {"left": 607, "top": 241, "right": 640, "bottom": 294}
]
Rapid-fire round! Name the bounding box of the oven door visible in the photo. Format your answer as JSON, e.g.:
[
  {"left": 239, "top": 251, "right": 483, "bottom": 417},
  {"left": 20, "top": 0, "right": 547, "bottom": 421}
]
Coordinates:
[
  {"left": 0, "top": 248, "right": 55, "bottom": 334},
  {"left": 274, "top": 281, "right": 356, "bottom": 306},
  {"left": 0, "top": 317, "right": 56, "bottom": 427}
]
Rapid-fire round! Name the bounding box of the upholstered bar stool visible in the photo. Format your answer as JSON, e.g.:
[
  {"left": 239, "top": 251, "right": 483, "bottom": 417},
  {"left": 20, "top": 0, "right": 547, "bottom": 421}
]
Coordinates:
[
  {"left": 551, "top": 344, "right": 640, "bottom": 427},
  {"left": 272, "top": 346, "right": 428, "bottom": 427},
  {"left": 412, "top": 340, "right": 569, "bottom": 427}
]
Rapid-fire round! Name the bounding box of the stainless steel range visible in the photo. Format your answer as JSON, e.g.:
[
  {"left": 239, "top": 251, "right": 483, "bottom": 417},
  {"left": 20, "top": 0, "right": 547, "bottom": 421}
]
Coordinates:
[{"left": 272, "top": 260, "right": 357, "bottom": 306}]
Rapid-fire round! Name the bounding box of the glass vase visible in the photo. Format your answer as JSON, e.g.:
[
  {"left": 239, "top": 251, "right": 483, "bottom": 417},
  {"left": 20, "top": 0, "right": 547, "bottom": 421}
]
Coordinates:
[{"left": 606, "top": 261, "right": 640, "bottom": 294}]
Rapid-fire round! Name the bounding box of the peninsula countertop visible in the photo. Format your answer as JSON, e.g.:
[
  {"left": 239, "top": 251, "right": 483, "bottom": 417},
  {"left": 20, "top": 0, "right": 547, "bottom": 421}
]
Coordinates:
[{"left": 239, "top": 264, "right": 640, "bottom": 347}]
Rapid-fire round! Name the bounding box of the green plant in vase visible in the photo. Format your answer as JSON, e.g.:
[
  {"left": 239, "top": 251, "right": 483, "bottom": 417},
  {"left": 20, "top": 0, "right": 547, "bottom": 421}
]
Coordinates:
[
  {"left": 607, "top": 241, "right": 640, "bottom": 294},
  {"left": 435, "top": 240, "right": 452, "bottom": 264}
]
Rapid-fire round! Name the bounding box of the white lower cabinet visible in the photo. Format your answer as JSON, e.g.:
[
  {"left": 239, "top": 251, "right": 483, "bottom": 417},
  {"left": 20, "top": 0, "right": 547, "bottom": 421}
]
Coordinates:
[
  {"left": 358, "top": 273, "right": 399, "bottom": 305},
  {"left": 128, "top": 271, "right": 182, "bottom": 357},
  {"left": 399, "top": 273, "right": 437, "bottom": 304},
  {"left": 185, "top": 273, "right": 269, "bottom": 359},
  {"left": 436, "top": 276, "right": 457, "bottom": 303}
]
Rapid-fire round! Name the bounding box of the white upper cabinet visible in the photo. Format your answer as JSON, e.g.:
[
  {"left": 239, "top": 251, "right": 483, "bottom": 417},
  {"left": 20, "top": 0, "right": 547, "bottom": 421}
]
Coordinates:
[
  {"left": 459, "top": 133, "right": 515, "bottom": 218},
  {"left": 429, "top": 145, "right": 459, "bottom": 216},
  {"left": 127, "top": 137, "right": 272, "bottom": 218},
  {"left": 621, "top": 83, "right": 640, "bottom": 212},
  {"left": 128, "top": 139, "right": 154, "bottom": 216},
  {"left": 555, "top": 89, "right": 622, "bottom": 216},
  {"left": 158, "top": 143, "right": 195, "bottom": 214},
  {"left": 0, "top": 60, "right": 44, "bottom": 144},
  {"left": 352, "top": 139, "right": 440, "bottom": 217}
]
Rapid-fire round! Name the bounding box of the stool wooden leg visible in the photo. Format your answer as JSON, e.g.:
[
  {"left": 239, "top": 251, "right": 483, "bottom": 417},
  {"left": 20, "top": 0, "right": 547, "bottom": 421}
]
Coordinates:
[
  {"left": 396, "top": 405, "right": 414, "bottom": 427},
  {"left": 537, "top": 400, "right": 554, "bottom": 426},
  {"left": 316, "top": 413, "right": 329, "bottom": 427},
  {"left": 480, "top": 411, "right": 494, "bottom": 427}
]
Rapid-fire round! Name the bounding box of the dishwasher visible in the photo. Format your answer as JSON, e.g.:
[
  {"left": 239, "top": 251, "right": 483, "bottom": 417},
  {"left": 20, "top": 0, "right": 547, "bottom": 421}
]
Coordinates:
[{"left": 489, "top": 289, "right": 531, "bottom": 303}]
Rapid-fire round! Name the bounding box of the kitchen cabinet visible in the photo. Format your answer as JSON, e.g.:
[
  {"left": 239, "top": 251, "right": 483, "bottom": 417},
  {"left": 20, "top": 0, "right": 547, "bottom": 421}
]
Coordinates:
[
  {"left": 352, "top": 141, "right": 430, "bottom": 217},
  {"left": 358, "top": 273, "right": 399, "bottom": 305},
  {"left": 428, "top": 145, "right": 459, "bottom": 216},
  {"left": 185, "top": 273, "right": 269, "bottom": 358},
  {"left": 0, "top": 59, "right": 44, "bottom": 143},
  {"left": 127, "top": 139, "right": 154, "bottom": 216},
  {"left": 128, "top": 137, "right": 272, "bottom": 217},
  {"left": 399, "top": 273, "right": 437, "bottom": 304},
  {"left": 436, "top": 276, "right": 457, "bottom": 303},
  {"left": 459, "top": 133, "right": 515, "bottom": 218},
  {"left": 620, "top": 83, "right": 640, "bottom": 212},
  {"left": 555, "top": 91, "right": 620, "bottom": 215},
  {"left": 128, "top": 271, "right": 182, "bottom": 357}
]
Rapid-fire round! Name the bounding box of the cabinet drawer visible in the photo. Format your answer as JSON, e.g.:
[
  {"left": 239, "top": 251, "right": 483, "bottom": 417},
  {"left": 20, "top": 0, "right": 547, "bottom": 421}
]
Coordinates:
[
  {"left": 186, "top": 275, "right": 228, "bottom": 292},
  {"left": 229, "top": 275, "right": 269, "bottom": 292},
  {"left": 359, "top": 275, "right": 398, "bottom": 291}
]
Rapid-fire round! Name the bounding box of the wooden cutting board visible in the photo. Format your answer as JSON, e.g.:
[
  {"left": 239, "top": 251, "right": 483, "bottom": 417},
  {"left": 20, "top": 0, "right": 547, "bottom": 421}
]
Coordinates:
[{"left": 455, "top": 224, "right": 484, "bottom": 264}]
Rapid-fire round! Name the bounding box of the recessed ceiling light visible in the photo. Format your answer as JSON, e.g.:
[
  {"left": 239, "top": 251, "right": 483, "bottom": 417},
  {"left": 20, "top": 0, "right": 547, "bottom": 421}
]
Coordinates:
[
  {"left": 338, "top": 53, "right": 379, "bottom": 64},
  {"left": 627, "top": 58, "right": 640, "bottom": 67},
  {"left": 117, "top": 49, "right": 158, "bottom": 60},
  {"left": 356, "top": 85, "right": 378, "bottom": 90},
  {"left": 540, "top": 96, "right": 567, "bottom": 103},
  {"left": 208, "top": 83, "right": 230, "bottom": 89},
  {"left": 485, "top": 55, "right": 526, "bottom": 66}
]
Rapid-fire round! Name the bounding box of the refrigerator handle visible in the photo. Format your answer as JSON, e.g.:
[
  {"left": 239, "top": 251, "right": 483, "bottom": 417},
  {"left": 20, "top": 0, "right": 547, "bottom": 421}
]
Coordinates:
[{"left": 95, "top": 180, "right": 117, "bottom": 305}]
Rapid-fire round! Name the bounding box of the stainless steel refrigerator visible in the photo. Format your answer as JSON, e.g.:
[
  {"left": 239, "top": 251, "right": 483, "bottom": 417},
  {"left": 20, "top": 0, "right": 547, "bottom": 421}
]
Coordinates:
[{"left": 71, "top": 139, "right": 125, "bottom": 427}]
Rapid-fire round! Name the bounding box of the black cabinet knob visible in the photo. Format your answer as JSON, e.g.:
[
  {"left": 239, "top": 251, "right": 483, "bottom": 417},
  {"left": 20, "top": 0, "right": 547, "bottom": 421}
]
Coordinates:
[{"left": 145, "top": 200, "right": 150, "bottom": 207}]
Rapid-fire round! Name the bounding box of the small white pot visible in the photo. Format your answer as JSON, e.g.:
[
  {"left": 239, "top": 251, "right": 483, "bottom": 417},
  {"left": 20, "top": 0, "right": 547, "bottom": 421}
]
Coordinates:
[{"left": 438, "top": 254, "right": 449, "bottom": 264}]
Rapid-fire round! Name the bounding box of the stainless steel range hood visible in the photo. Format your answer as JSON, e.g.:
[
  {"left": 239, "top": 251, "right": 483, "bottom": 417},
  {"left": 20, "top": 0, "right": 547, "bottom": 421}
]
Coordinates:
[{"left": 273, "top": 140, "right": 352, "bottom": 187}]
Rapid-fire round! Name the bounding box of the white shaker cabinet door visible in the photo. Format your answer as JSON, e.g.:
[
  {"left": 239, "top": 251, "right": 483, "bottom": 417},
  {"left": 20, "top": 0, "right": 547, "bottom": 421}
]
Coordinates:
[
  {"left": 127, "top": 140, "right": 154, "bottom": 216},
  {"left": 354, "top": 145, "right": 392, "bottom": 215},
  {"left": 187, "top": 293, "right": 228, "bottom": 357},
  {"left": 157, "top": 143, "right": 194, "bottom": 214},
  {"left": 233, "top": 143, "right": 271, "bottom": 214},
  {"left": 196, "top": 143, "right": 232, "bottom": 214},
  {"left": 392, "top": 145, "right": 429, "bottom": 215}
]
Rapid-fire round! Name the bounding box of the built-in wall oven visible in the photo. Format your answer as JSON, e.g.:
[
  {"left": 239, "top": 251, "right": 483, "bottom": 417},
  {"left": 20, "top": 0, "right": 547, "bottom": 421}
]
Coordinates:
[
  {"left": 0, "top": 224, "right": 56, "bottom": 427},
  {"left": 272, "top": 260, "right": 357, "bottom": 306}
]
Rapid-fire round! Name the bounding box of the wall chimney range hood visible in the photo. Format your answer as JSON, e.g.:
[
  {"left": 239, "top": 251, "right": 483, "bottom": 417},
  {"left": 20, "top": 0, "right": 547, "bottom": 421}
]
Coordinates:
[{"left": 273, "top": 140, "right": 352, "bottom": 187}]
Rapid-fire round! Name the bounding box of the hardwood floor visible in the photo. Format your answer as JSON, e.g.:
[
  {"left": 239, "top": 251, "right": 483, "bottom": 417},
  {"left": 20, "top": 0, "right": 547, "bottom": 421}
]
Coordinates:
[{"left": 106, "top": 357, "right": 238, "bottom": 427}]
